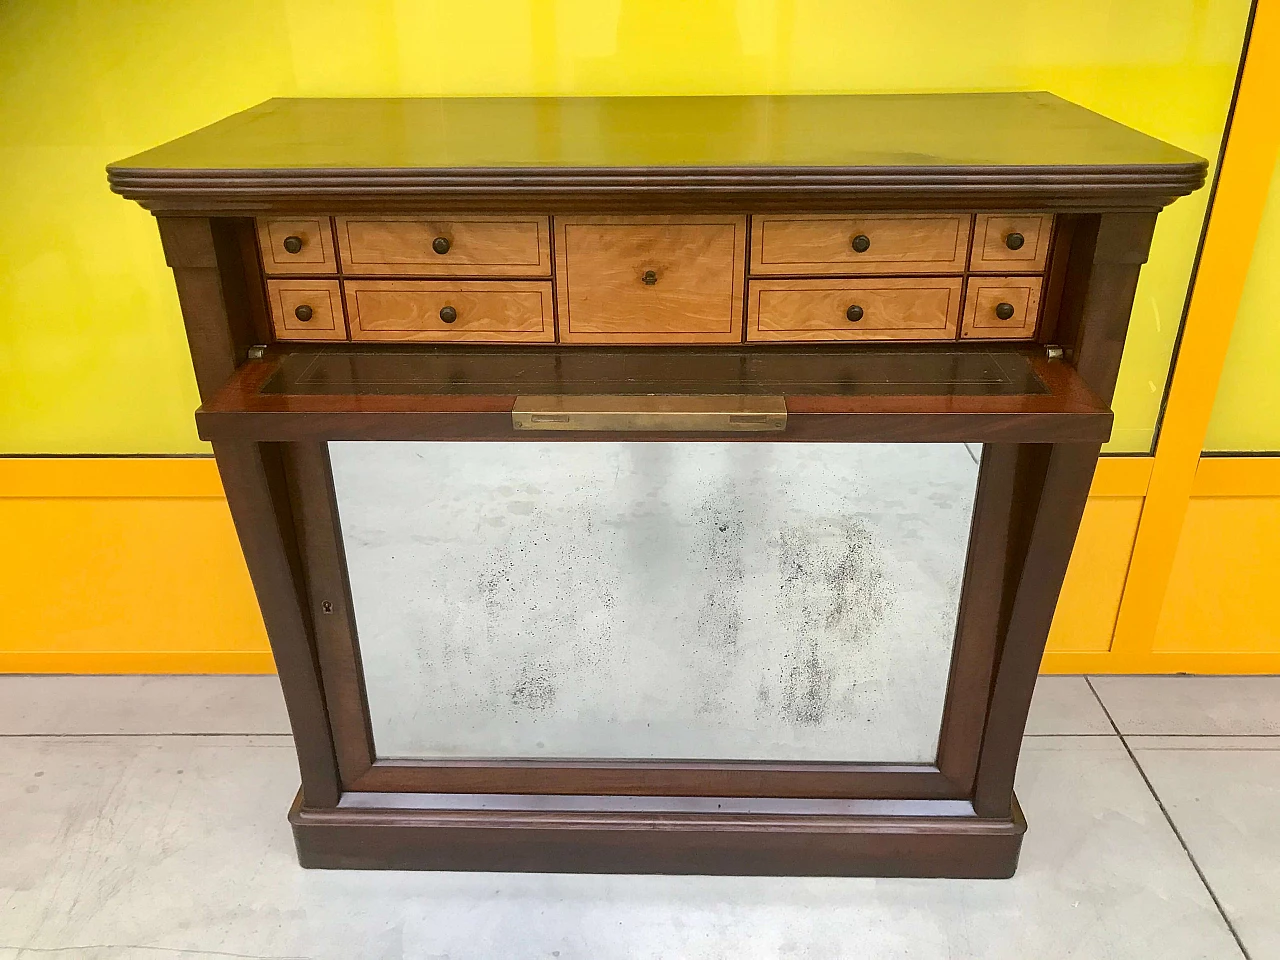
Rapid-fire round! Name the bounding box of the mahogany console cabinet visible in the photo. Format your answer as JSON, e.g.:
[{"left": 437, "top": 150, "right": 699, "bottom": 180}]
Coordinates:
[{"left": 109, "top": 93, "right": 1205, "bottom": 877}]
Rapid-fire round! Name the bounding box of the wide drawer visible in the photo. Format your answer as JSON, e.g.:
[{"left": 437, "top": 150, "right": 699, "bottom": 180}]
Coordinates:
[
  {"left": 344, "top": 280, "right": 555, "bottom": 342},
  {"left": 747, "top": 277, "right": 963, "bottom": 342},
  {"left": 335, "top": 216, "right": 552, "bottom": 276},
  {"left": 750, "top": 215, "right": 970, "bottom": 275},
  {"left": 555, "top": 216, "right": 746, "bottom": 344}
]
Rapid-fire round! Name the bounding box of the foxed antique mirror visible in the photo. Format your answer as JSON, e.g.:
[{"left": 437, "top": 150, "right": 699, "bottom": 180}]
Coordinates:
[{"left": 330, "top": 441, "right": 980, "bottom": 765}]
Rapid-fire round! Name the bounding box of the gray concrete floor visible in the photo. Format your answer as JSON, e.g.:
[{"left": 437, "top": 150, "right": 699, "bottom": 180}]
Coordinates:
[{"left": 0, "top": 675, "right": 1276, "bottom": 960}]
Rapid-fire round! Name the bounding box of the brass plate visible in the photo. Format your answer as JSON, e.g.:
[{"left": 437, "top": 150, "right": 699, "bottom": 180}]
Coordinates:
[{"left": 512, "top": 395, "right": 787, "bottom": 432}]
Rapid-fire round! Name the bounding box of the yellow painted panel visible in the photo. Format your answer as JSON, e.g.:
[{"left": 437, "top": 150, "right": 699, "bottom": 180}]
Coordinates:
[
  {"left": 8, "top": 452, "right": 1280, "bottom": 674},
  {"left": 0, "top": 456, "right": 223, "bottom": 499},
  {"left": 1090, "top": 456, "right": 1153, "bottom": 497},
  {"left": 0, "top": 0, "right": 1250, "bottom": 453},
  {"left": 1045, "top": 496, "right": 1143, "bottom": 653},
  {"left": 1194, "top": 456, "right": 1280, "bottom": 496},
  {"left": 1154, "top": 494, "right": 1280, "bottom": 654},
  {"left": 1042, "top": 649, "right": 1280, "bottom": 674},
  {"left": 0, "top": 489, "right": 272, "bottom": 674},
  {"left": 1204, "top": 152, "right": 1280, "bottom": 451}
]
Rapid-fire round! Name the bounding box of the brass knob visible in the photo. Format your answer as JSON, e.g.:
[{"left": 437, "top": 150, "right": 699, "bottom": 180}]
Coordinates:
[
  {"left": 432, "top": 236, "right": 451, "bottom": 255},
  {"left": 439, "top": 305, "right": 458, "bottom": 323},
  {"left": 851, "top": 234, "right": 871, "bottom": 253},
  {"left": 1005, "top": 232, "right": 1025, "bottom": 250},
  {"left": 641, "top": 270, "right": 658, "bottom": 285},
  {"left": 846, "top": 304, "right": 864, "bottom": 322},
  {"left": 294, "top": 304, "right": 313, "bottom": 322},
  {"left": 282, "top": 236, "right": 303, "bottom": 254},
  {"left": 995, "top": 302, "right": 1016, "bottom": 320}
]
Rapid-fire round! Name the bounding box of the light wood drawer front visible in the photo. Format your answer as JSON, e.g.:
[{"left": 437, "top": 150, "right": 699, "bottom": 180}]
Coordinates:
[
  {"left": 556, "top": 216, "right": 746, "bottom": 344},
  {"left": 748, "top": 277, "right": 962, "bottom": 342},
  {"left": 961, "top": 277, "right": 1043, "bottom": 340},
  {"left": 750, "top": 215, "right": 970, "bottom": 275},
  {"left": 257, "top": 219, "right": 336, "bottom": 275},
  {"left": 336, "top": 217, "right": 551, "bottom": 276},
  {"left": 970, "top": 214, "right": 1054, "bottom": 272},
  {"left": 268, "top": 279, "right": 347, "bottom": 341},
  {"left": 345, "top": 280, "right": 554, "bottom": 342}
]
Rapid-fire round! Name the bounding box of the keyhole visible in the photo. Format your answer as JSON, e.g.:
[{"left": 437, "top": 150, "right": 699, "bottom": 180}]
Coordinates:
[{"left": 321, "top": 600, "right": 334, "bottom": 614}]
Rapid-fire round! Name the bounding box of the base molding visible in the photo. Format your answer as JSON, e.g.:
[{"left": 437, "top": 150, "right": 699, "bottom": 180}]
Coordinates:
[{"left": 289, "top": 790, "right": 1025, "bottom": 877}]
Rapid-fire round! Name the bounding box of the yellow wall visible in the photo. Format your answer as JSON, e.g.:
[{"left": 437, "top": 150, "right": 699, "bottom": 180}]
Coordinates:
[
  {"left": 0, "top": 0, "right": 1252, "bottom": 454},
  {"left": 5, "top": 1, "right": 1280, "bottom": 676},
  {"left": 1043, "top": 4, "right": 1280, "bottom": 675},
  {"left": 1205, "top": 152, "right": 1280, "bottom": 451}
]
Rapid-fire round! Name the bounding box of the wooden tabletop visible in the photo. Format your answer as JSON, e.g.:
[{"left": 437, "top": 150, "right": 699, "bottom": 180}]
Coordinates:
[{"left": 107, "top": 93, "right": 1207, "bottom": 211}]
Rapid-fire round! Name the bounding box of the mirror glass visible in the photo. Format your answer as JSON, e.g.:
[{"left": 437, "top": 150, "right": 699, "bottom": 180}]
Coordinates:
[{"left": 329, "top": 441, "right": 980, "bottom": 763}]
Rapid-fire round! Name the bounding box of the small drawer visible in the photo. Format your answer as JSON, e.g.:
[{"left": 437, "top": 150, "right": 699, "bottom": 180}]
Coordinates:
[
  {"left": 750, "top": 214, "right": 970, "bottom": 276},
  {"left": 335, "top": 216, "right": 552, "bottom": 276},
  {"left": 747, "top": 277, "right": 963, "bottom": 342},
  {"left": 267, "top": 279, "right": 346, "bottom": 341},
  {"left": 257, "top": 219, "right": 336, "bottom": 275},
  {"left": 960, "top": 277, "right": 1043, "bottom": 340},
  {"left": 555, "top": 216, "right": 746, "bottom": 344},
  {"left": 344, "top": 280, "right": 555, "bottom": 343},
  {"left": 969, "top": 215, "right": 1054, "bottom": 272}
]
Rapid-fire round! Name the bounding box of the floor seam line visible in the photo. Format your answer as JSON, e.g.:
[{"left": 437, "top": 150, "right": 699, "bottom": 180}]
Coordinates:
[
  {"left": 1111, "top": 737, "right": 1280, "bottom": 742},
  {"left": 1085, "top": 676, "right": 1253, "bottom": 960}
]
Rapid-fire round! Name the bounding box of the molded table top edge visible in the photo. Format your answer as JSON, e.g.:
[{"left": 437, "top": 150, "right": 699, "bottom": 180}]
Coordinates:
[{"left": 106, "top": 93, "right": 1208, "bottom": 209}]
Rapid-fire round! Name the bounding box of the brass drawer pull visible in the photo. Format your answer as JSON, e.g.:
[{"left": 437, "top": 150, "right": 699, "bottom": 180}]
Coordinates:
[
  {"left": 512, "top": 395, "right": 786, "bottom": 432},
  {"left": 851, "top": 233, "right": 871, "bottom": 252},
  {"left": 432, "top": 236, "right": 451, "bottom": 254},
  {"left": 282, "top": 235, "right": 304, "bottom": 254}
]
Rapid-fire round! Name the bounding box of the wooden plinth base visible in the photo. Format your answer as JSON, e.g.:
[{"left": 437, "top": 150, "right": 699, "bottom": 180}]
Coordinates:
[{"left": 289, "top": 791, "right": 1025, "bottom": 877}]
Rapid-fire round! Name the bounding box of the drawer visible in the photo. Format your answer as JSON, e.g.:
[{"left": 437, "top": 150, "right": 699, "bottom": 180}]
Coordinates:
[
  {"left": 747, "top": 277, "right": 962, "bottom": 342},
  {"left": 749, "top": 214, "right": 970, "bottom": 276},
  {"left": 267, "top": 279, "right": 347, "bottom": 341},
  {"left": 960, "top": 277, "right": 1043, "bottom": 340},
  {"left": 257, "top": 218, "right": 336, "bottom": 275},
  {"left": 969, "top": 215, "right": 1054, "bottom": 272},
  {"left": 335, "top": 216, "right": 551, "bottom": 276},
  {"left": 555, "top": 216, "right": 746, "bottom": 344},
  {"left": 344, "top": 279, "right": 555, "bottom": 342}
]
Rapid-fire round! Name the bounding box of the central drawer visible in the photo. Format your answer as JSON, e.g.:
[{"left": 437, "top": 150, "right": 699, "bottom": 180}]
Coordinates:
[{"left": 555, "top": 216, "right": 746, "bottom": 344}]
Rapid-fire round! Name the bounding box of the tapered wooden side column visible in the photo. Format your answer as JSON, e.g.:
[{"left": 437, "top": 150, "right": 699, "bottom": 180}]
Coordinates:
[
  {"left": 158, "top": 216, "right": 341, "bottom": 808},
  {"left": 1066, "top": 211, "right": 1160, "bottom": 403},
  {"left": 973, "top": 441, "right": 1101, "bottom": 817},
  {"left": 969, "top": 210, "right": 1158, "bottom": 817}
]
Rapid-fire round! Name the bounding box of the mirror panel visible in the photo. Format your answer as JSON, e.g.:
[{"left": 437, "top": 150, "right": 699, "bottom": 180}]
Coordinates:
[{"left": 329, "top": 441, "right": 980, "bottom": 763}]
